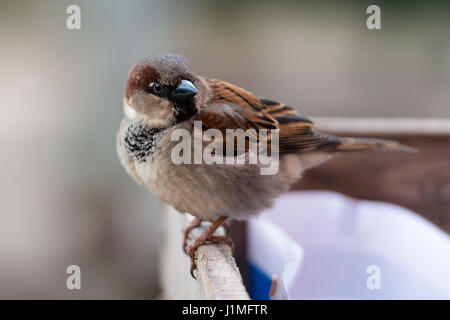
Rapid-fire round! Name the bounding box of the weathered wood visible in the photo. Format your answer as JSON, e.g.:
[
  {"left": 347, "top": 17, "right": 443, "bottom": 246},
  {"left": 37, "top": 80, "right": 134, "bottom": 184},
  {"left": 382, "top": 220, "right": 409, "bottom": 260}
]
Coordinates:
[
  {"left": 196, "top": 244, "right": 250, "bottom": 300},
  {"left": 312, "top": 117, "right": 450, "bottom": 135},
  {"left": 160, "top": 207, "right": 250, "bottom": 299},
  {"left": 292, "top": 122, "right": 450, "bottom": 233}
]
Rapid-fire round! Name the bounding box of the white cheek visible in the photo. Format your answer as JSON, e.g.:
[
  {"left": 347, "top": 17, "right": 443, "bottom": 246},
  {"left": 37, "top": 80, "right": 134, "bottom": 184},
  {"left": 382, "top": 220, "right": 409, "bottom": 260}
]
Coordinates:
[
  {"left": 124, "top": 103, "right": 138, "bottom": 120},
  {"left": 145, "top": 119, "right": 164, "bottom": 126}
]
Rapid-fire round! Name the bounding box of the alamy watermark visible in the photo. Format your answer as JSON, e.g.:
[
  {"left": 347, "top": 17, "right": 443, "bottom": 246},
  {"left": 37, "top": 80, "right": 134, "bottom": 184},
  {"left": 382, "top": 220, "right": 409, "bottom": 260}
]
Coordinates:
[
  {"left": 66, "top": 5, "right": 81, "bottom": 30},
  {"left": 366, "top": 5, "right": 381, "bottom": 30},
  {"left": 170, "top": 121, "right": 280, "bottom": 175},
  {"left": 366, "top": 264, "right": 381, "bottom": 290},
  {"left": 66, "top": 265, "right": 81, "bottom": 290}
]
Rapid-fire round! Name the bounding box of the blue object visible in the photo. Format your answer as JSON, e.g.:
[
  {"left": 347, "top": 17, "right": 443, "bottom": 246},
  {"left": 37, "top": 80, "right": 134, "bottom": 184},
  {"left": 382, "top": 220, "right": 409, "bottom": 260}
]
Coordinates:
[{"left": 248, "top": 263, "right": 272, "bottom": 300}]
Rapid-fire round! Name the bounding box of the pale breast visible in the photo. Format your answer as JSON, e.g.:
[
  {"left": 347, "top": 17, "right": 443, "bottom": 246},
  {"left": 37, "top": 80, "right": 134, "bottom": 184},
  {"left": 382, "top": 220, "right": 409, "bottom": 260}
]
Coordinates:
[
  {"left": 117, "top": 120, "right": 310, "bottom": 221},
  {"left": 117, "top": 118, "right": 169, "bottom": 187}
]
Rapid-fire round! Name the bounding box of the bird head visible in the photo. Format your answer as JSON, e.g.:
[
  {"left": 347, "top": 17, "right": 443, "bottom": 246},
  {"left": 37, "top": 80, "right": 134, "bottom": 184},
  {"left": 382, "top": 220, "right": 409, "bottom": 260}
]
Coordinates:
[{"left": 124, "top": 54, "right": 204, "bottom": 127}]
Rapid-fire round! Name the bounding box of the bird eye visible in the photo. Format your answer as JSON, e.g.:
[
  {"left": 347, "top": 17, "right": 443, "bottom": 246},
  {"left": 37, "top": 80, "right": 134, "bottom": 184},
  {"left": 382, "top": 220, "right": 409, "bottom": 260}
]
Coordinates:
[{"left": 150, "top": 82, "right": 162, "bottom": 94}]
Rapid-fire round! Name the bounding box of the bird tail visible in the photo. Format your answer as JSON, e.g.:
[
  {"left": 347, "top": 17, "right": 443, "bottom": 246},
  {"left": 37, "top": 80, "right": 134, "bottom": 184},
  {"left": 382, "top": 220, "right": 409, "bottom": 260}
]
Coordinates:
[{"left": 333, "top": 136, "right": 417, "bottom": 153}]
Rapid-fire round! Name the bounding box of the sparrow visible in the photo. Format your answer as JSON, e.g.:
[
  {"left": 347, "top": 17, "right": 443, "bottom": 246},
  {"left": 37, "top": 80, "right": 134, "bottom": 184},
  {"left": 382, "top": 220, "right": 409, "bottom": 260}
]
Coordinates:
[{"left": 117, "top": 53, "right": 412, "bottom": 277}]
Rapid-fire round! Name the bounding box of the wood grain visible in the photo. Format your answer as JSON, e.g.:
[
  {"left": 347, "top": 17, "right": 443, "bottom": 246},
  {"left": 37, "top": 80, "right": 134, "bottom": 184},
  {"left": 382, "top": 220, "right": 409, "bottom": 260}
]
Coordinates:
[{"left": 196, "top": 244, "right": 250, "bottom": 300}]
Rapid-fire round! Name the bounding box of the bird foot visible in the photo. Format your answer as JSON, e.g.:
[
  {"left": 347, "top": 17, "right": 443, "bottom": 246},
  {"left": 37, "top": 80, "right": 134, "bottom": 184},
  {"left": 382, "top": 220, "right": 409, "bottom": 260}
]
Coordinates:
[
  {"left": 186, "top": 235, "right": 235, "bottom": 279},
  {"left": 182, "top": 218, "right": 203, "bottom": 253}
]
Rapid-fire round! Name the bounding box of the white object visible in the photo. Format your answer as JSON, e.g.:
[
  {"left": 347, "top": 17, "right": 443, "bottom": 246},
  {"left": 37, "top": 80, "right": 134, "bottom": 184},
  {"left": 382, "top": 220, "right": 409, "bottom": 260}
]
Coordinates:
[
  {"left": 250, "top": 190, "right": 450, "bottom": 299},
  {"left": 248, "top": 216, "right": 303, "bottom": 299}
]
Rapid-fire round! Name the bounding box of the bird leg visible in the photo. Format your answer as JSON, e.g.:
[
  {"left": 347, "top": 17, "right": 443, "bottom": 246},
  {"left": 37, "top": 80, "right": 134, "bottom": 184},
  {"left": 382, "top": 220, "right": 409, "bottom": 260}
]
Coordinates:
[
  {"left": 182, "top": 217, "right": 203, "bottom": 252},
  {"left": 186, "top": 216, "right": 234, "bottom": 278}
]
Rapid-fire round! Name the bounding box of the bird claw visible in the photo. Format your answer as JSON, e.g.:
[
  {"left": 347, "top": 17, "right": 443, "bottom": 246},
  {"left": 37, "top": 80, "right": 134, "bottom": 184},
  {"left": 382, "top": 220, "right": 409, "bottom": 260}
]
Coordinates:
[
  {"left": 182, "top": 218, "right": 203, "bottom": 253},
  {"left": 186, "top": 235, "right": 235, "bottom": 279},
  {"left": 190, "top": 267, "right": 197, "bottom": 279},
  {"left": 186, "top": 242, "right": 198, "bottom": 279},
  {"left": 209, "top": 235, "right": 235, "bottom": 253},
  {"left": 182, "top": 216, "right": 230, "bottom": 279},
  {"left": 190, "top": 257, "right": 197, "bottom": 279}
]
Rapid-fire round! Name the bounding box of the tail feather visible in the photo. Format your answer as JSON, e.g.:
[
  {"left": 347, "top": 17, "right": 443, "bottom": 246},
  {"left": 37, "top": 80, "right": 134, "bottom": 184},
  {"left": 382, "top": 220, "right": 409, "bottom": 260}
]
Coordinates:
[{"left": 334, "top": 137, "right": 417, "bottom": 153}]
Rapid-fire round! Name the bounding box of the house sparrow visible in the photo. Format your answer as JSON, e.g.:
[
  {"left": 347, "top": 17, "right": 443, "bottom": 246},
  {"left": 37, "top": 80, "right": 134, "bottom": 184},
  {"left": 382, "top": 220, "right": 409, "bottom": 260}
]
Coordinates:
[{"left": 117, "top": 53, "right": 412, "bottom": 277}]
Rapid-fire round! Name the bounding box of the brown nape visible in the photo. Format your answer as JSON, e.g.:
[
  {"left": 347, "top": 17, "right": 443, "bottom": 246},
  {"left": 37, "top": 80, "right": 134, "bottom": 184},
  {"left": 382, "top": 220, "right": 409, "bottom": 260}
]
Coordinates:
[{"left": 125, "top": 63, "right": 159, "bottom": 101}]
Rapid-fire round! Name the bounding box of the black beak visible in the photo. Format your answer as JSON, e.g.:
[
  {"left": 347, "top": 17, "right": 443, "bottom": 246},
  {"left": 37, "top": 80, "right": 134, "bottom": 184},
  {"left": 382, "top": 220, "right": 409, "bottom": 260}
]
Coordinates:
[{"left": 171, "top": 80, "right": 198, "bottom": 101}]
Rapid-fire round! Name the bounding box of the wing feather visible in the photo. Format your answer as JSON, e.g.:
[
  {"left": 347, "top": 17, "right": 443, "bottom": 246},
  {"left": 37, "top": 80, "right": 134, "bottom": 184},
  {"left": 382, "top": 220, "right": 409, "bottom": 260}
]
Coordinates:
[{"left": 197, "top": 79, "right": 341, "bottom": 155}]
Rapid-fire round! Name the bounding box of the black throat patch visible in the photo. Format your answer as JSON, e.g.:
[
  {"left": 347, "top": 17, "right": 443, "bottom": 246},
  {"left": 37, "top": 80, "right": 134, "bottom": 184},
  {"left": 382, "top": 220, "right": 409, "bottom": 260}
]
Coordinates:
[
  {"left": 173, "top": 98, "right": 197, "bottom": 124},
  {"left": 124, "top": 122, "right": 164, "bottom": 162}
]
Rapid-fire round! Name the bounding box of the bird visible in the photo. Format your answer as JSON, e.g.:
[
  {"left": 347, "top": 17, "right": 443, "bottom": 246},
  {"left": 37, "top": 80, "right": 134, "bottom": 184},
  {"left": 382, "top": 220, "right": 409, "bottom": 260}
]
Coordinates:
[{"left": 117, "top": 53, "right": 413, "bottom": 277}]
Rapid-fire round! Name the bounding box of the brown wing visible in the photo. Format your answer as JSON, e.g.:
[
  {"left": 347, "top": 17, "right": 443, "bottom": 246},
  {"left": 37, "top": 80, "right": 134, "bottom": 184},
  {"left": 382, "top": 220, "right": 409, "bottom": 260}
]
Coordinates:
[{"left": 196, "top": 79, "right": 341, "bottom": 154}]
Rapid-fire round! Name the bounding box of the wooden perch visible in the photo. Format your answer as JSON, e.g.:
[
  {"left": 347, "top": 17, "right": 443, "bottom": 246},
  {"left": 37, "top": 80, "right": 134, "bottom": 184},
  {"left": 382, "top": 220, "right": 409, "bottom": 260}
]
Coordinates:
[
  {"left": 311, "top": 117, "right": 450, "bottom": 135},
  {"left": 160, "top": 206, "right": 250, "bottom": 299}
]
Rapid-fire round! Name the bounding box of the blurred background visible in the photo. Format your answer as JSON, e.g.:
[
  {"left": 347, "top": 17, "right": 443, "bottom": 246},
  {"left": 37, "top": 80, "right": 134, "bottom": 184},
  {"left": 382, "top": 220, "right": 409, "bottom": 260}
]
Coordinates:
[{"left": 0, "top": 0, "right": 449, "bottom": 299}]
